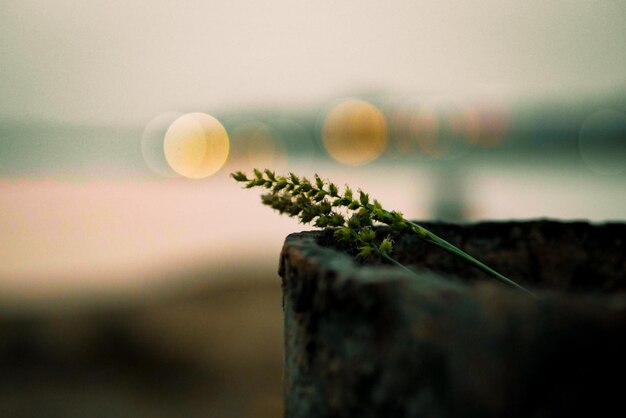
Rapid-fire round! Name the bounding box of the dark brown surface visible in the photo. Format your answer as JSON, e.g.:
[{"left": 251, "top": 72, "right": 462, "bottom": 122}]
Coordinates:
[
  {"left": 280, "top": 220, "right": 626, "bottom": 418},
  {"left": 0, "top": 276, "right": 284, "bottom": 418},
  {"left": 314, "top": 220, "right": 626, "bottom": 292}
]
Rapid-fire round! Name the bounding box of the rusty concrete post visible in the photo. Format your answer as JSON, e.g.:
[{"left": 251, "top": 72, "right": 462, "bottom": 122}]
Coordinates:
[{"left": 280, "top": 221, "right": 626, "bottom": 418}]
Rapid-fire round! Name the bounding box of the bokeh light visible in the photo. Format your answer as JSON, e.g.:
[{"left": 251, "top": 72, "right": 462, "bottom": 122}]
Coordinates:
[
  {"left": 141, "top": 112, "right": 181, "bottom": 177},
  {"left": 388, "top": 106, "right": 414, "bottom": 155},
  {"left": 229, "top": 121, "right": 287, "bottom": 171},
  {"left": 164, "top": 113, "right": 230, "bottom": 179},
  {"left": 389, "top": 98, "right": 474, "bottom": 160},
  {"left": 473, "top": 102, "right": 512, "bottom": 146},
  {"left": 454, "top": 105, "right": 482, "bottom": 145},
  {"left": 409, "top": 104, "right": 440, "bottom": 157},
  {"left": 579, "top": 109, "right": 626, "bottom": 176},
  {"left": 322, "top": 99, "right": 388, "bottom": 165}
]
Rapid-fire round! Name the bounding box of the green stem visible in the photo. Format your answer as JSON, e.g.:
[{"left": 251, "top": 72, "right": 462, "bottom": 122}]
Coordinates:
[
  {"left": 408, "top": 221, "right": 536, "bottom": 297},
  {"left": 381, "top": 253, "right": 419, "bottom": 277}
]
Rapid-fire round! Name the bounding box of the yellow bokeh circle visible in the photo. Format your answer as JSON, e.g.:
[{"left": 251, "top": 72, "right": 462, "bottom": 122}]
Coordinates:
[
  {"left": 164, "top": 112, "right": 230, "bottom": 179},
  {"left": 322, "top": 99, "right": 388, "bottom": 165}
]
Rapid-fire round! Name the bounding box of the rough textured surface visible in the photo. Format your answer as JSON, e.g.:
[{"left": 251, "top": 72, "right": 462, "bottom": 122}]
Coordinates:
[{"left": 279, "top": 220, "right": 626, "bottom": 418}]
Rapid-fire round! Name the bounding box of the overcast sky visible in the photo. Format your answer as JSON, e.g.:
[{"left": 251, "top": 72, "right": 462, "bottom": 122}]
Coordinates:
[{"left": 1, "top": 0, "right": 625, "bottom": 124}]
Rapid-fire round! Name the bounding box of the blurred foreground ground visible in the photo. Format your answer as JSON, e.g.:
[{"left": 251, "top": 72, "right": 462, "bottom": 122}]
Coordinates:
[{"left": 0, "top": 272, "right": 283, "bottom": 418}]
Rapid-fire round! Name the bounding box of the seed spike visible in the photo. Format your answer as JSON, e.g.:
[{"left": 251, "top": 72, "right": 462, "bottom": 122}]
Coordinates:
[{"left": 231, "top": 168, "right": 535, "bottom": 297}]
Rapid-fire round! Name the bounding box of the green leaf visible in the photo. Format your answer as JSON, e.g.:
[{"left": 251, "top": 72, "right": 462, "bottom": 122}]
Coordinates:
[
  {"left": 231, "top": 171, "right": 248, "bottom": 182},
  {"left": 357, "top": 245, "right": 374, "bottom": 259},
  {"left": 379, "top": 237, "right": 393, "bottom": 255},
  {"left": 289, "top": 172, "right": 300, "bottom": 185},
  {"left": 328, "top": 214, "right": 346, "bottom": 227},
  {"left": 359, "top": 190, "right": 369, "bottom": 206},
  {"left": 315, "top": 174, "right": 324, "bottom": 189},
  {"left": 334, "top": 227, "right": 354, "bottom": 242},
  {"left": 315, "top": 216, "right": 329, "bottom": 228},
  {"left": 264, "top": 169, "right": 276, "bottom": 181},
  {"left": 319, "top": 200, "right": 332, "bottom": 214},
  {"left": 344, "top": 186, "right": 353, "bottom": 201},
  {"left": 358, "top": 228, "right": 376, "bottom": 243},
  {"left": 300, "top": 181, "right": 312, "bottom": 192}
]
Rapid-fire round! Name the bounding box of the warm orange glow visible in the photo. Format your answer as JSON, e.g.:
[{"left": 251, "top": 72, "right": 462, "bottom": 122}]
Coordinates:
[
  {"left": 454, "top": 106, "right": 482, "bottom": 145},
  {"left": 164, "top": 113, "right": 230, "bottom": 179},
  {"left": 409, "top": 105, "right": 440, "bottom": 157},
  {"left": 229, "top": 122, "right": 287, "bottom": 170},
  {"left": 389, "top": 108, "right": 414, "bottom": 154},
  {"left": 322, "top": 99, "right": 388, "bottom": 165},
  {"left": 475, "top": 103, "right": 512, "bottom": 146}
]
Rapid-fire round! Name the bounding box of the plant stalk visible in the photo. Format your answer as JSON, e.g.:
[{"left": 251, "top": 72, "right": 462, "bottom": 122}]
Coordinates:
[
  {"left": 407, "top": 221, "right": 536, "bottom": 297},
  {"left": 381, "top": 253, "right": 419, "bottom": 277}
]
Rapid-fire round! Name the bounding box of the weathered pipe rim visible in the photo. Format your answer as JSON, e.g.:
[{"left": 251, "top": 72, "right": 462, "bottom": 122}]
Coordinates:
[{"left": 279, "top": 220, "right": 626, "bottom": 308}]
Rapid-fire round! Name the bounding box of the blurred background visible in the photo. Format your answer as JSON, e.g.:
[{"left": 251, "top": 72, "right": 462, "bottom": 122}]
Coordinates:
[{"left": 1, "top": 1, "right": 625, "bottom": 416}]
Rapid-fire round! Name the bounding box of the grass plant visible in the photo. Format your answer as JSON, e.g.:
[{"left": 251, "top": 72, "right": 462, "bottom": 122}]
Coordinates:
[{"left": 232, "top": 169, "right": 535, "bottom": 296}]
